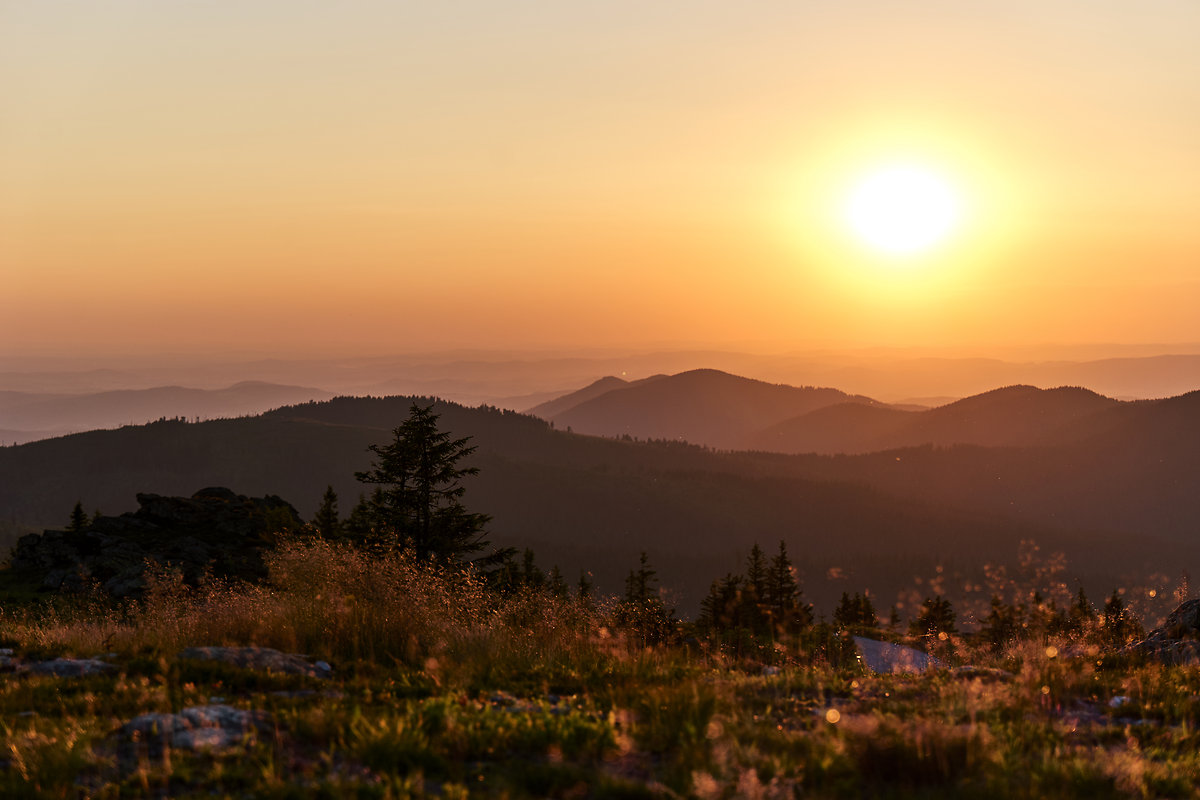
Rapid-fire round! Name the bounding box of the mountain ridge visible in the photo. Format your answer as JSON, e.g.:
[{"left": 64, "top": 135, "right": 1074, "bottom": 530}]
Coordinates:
[{"left": 4, "top": 387, "right": 1199, "bottom": 612}]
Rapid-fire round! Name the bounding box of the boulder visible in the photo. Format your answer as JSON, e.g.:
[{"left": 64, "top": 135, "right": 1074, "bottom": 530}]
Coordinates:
[
  {"left": 10, "top": 488, "right": 303, "bottom": 597},
  {"left": 119, "top": 704, "right": 273, "bottom": 765},
  {"left": 853, "top": 635, "right": 945, "bottom": 674},
  {"left": 1128, "top": 599, "right": 1200, "bottom": 664}
]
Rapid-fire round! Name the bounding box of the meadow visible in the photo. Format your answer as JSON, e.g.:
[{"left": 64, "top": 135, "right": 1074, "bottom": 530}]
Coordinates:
[{"left": 1, "top": 537, "right": 1197, "bottom": 799}]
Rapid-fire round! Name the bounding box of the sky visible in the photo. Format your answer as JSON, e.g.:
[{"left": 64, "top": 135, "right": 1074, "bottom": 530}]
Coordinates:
[{"left": 3, "top": 1, "right": 1199, "bottom": 359}]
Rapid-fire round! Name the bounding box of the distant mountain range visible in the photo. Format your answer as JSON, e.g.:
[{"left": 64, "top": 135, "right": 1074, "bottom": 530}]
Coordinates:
[
  {"left": 0, "top": 382, "right": 334, "bottom": 445},
  {"left": 3, "top": 375, "right": 1199, "bottom": 614},
  {"left": 5, "top": 347, "right": 1200, "bottom": 410},
  {"left": 529, "top": 369, "right": 884, "bottom": 450},
  {"left": 529, "top": 370, "right": 1137, "bottom": 454}
]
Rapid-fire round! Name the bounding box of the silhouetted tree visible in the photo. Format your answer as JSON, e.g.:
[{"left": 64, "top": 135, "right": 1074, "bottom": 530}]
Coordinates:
[
  {"left": 547, "top": 565, "right": 567, "bottom": 598},
  {"left": 980, "top": 595, "right": 1022, "bottom": 651},
  {"left": 1102, "top": 589, "right": 1143, "bottom": 646},
  {"left": 344, "top": 490, "right": 381, "bottom": 541},
  {"left": 888, "top": 606, "right": 902, "bottom": 630},
  {"left": 312, "top": 485, "right": 342, "bottom": 539},
  {"left": 355, "top": 403, "right": 494, "bottom": 563},
  {"left": 1066, "top": 586, "right": 1094, "bottom": 635},
  {"left": 833, "top": 591, "right": 877, "bottom": 630},
  {"left": 521, "top": 548, "right": 544, "bottom": 588},
  {"left": 764, "top": 541, "right": 812, "bottom": 635},
  {"left": 618, "top": 552, "right": 673, "bottom": 644},
  {"left": 910, "top": 595, "right": 956, "bottom": 638},
  {"left": 66, "top": 501, "right": 88, "bottom": 533},
  {"left": 745, "top": 544, "right": 768, "bottom": 601},
  {"left": 492, "top": 547, "right": 548, "bottom": 593},
  {"left": 698, "top": 573, "right": 745, "bottom": 633}
]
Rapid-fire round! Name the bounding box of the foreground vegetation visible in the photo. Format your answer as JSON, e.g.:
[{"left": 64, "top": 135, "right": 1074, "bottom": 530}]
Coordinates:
[{"left": 1, "top": 537, "right": 1198, "bottom": 799}]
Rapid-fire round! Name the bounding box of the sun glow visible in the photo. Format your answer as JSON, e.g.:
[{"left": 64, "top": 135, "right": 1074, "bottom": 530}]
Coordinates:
[{"left": 842, "top": 165, "right": 963, "bottom": 256}]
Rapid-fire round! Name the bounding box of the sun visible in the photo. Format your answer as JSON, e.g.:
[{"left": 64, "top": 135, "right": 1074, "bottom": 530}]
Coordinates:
[{"left": 842, "top": 164, "right": 963, "bottom": 256}]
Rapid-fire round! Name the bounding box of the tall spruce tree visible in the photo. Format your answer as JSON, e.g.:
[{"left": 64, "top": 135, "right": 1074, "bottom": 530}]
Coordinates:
[
  {"left": 765, "top": 540, "right": 811, "bottom": 634},
  {"left": 312, "top": 485, "right": 342, "bottom": 539},
  {"left": 355, "top": 403, "right": 494, "bottom": 562},
  {"left": 66, "top": 501, "right": 89, "bottom": 533}
]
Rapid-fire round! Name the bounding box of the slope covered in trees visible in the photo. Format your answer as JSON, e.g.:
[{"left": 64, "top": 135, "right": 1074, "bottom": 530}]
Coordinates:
[{"left": 3, "top": 392, "right": 1198, "bottom": 613}]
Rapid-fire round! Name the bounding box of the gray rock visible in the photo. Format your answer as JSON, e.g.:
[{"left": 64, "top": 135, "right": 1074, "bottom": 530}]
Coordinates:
[
  {"left": 1128, "top": 599, "right": 1200, "bottom": 663},
  {"left": 120, "top": 704, "right": 273, "bottom": 764},
  {"left": 853, "top": 636, "right": 944, "bottom": 674},
  {"left": 28, "top": 658, "right": 114, "bottom": 677},
  {"left": 178, "top": 646, "right": 332, "bottom": 678}
]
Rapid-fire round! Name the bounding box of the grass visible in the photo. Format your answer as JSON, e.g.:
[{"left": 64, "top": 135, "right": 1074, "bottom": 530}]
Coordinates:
[{"left": 1, "top": 538, "right": 1199, "bottom": 798}]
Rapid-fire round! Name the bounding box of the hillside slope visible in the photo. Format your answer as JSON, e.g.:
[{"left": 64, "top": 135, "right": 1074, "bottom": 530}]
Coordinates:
[
  {"left": 542, "top": 369, "right": 881, "bottom": 450},
  {"left": 751, "top": 385, "right": 1120, "bottom": 454},
  {"left": 0, "top": 381, "right": 334, "bottom": 442},
  {"left": 3, "top": 394, "right": 1196, "bottom": 612}
]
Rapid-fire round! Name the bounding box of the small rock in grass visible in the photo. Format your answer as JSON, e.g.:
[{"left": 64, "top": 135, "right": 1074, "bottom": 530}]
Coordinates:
[
  {"left": 119, "top": 704, "right": 273, "bottom": 766},
  {"left": 178, "top": 646, "right": 332, "bottom": 678},
  {"left": 853, "top": 636, "right": 944, "bottom": 674},
  {"left": 29, "top": 658, "right": 114, "bottom": 677}
]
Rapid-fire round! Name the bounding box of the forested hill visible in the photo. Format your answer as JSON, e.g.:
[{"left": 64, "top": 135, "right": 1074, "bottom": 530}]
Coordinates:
[{"left": 2, "top": 394, "right": 1197, "bottom": 612}]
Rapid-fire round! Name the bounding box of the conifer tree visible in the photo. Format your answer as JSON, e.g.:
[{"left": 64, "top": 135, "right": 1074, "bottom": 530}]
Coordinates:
[
  {"left": 312, "top": 485, "right": 342, "bottom": 539},
  {"left": 765, "top": 540, "right": 812, "bottom": 634},
  {"left": 547, "top": 565, "right": 567, "bottom": 598},
  {"left": 1102, "top": 589, "right": 1143, "bottom": 645},
  {"left": 834, "top": 591, "right": 877, "bottom": 630},
  {"left": 745, "top": 544, "right": 768, "bottom": 601},
  {"left": 909, "top": 595, "right": 956, "bottom": 637},
  {"left": 1067, "top": 586, "right": 1093, "bottom": 634},
  {"left": 355, "top": 403, "right": 494, "bottom": 563},
  {"left": 344, "top": 491, "right": 381, "bottom": 541},
  {"left": 981, "top": 595, "right": 1022, "bottom": 651},
  {"left": 66, "top": 501, "right": 88, "bottom": 533},
  {"left": 619, "top": 552, "right": 672, "bottom": 644}
]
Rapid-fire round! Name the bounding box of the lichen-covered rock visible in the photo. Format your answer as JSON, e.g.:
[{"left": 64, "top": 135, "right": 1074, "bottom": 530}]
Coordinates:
[
  {"left": 119, "top": 704, "right": 273, "bottom": 765},
  {"left": 10, "top": 488, "right": 302, "bottom": 597},
  {"left": 1128, "top": 599, "right": 1200, "bottom": 664},
  {"left": 178, "top": 646, "right": 333, "bottom": 678}
]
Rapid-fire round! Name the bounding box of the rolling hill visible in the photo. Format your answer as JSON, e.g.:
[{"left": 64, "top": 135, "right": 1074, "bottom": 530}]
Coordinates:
[
  {"left": 0, "top": 382, "right": 335, "bottom": 444},
  {"left": 531, "top": 369, "right": 883, "bottom": 450},
  {"left": 750, "top": 385, "right": 1122, "bottom": 454},
  {"left": 3, "top": 391, "right": 1198, "bottom": 615}
]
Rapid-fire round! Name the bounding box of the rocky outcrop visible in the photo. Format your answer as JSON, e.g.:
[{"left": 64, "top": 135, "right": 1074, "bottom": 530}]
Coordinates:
[
  {"left": 10, "top": 488, "right": 302, "bottom": 596},
  {"left": 1127, "top": 599, "right": 1200, "bottom": 664}
]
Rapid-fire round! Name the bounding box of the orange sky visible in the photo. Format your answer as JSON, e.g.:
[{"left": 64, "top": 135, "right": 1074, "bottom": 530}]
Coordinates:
[{"left": 3, "top": 2, "right": 1199, "bottom": 358}]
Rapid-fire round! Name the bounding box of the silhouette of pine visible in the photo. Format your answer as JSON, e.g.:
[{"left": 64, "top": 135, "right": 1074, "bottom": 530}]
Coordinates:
[
  {"left": 834, "top": 591, "right": 878, "bottom": 630},
  {"left": 312, "top": 485, "right": 342, "bottom": 539},
  {"left": 355, "top": 403, "right": 496, "bottom": 564},
  {"left": 66, "top": 501, "right": 88, "bottom": 533}
]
